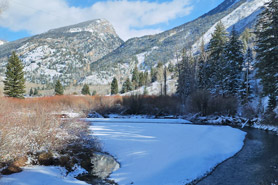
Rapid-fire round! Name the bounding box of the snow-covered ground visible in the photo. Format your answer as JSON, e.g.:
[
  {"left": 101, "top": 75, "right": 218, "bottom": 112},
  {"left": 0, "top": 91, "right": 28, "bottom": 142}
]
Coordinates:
[
  {"left": 89, "top": 119, "right": 246, "bottom": 185},
  {"left": 0, "top": 166, "right": 88, "bottom": 185}
]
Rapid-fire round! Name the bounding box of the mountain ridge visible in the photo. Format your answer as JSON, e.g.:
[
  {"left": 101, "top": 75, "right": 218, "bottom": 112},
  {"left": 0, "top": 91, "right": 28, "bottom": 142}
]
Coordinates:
[
  {"left": 0, "top": 19, "right": 123, "bottom": 85},
  {"left": 0, "top": 0, "right": 267, "bottom": 89}
]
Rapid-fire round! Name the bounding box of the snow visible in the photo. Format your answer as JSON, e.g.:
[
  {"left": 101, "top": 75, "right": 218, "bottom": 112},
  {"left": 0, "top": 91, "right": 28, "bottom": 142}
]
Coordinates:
[
  {"left": 60, "top": 111, "right": 81, "bottom": 118},
  {"left": 0, "top": 40, "right": 7, "bottom": 46},
  {"left": 85, "top": 118, "right": 191, "bottom": 124},
  {"left": 253, "top": 123, "right": 278, "bottom": 132},
  {"left": 89, "top": 119, "right": 246, "bottom": 185},
  {"left": 122, "top": 79, "right": 177, "bottom": 96},
  {"left": 0, "top": 166, "right": 88, "bottom": 185},
  {"left": 192, "top": 0, "right": 269, "bottom": 52}
]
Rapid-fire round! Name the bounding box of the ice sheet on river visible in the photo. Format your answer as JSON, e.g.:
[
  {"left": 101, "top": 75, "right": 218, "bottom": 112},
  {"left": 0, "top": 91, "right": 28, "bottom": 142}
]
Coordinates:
[{"left": 89, "top": 119, "right": 246, "bottom": 185}]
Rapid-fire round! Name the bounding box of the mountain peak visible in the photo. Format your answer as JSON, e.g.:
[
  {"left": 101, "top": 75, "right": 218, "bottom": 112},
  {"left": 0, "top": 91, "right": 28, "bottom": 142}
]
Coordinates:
[{"left": 47, "top": 18, "right": 118, "bottom": 36}]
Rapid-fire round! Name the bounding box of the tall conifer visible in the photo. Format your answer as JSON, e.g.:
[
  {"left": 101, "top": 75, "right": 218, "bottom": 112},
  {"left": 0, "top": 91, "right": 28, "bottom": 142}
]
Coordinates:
[
  {"left": 255, "top": 0, "right": 278, "bottom": 110},
  {"left": 4, "top": 52, "right": 25, "bottom": 98}
]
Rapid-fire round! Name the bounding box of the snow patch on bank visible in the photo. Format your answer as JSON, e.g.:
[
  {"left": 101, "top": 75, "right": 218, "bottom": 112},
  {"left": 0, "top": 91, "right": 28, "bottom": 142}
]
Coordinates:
[
  {"left": 0, "top": 166, "right": 88, "bottom": 185},
  {"left": 89, "top": 120, "right": 246, "bottom": 185}
]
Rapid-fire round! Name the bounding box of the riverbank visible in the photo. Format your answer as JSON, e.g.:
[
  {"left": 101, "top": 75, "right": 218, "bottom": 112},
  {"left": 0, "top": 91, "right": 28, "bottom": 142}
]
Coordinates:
[{"left": 197, "top": 127, "right": 278, "bottom": 185}]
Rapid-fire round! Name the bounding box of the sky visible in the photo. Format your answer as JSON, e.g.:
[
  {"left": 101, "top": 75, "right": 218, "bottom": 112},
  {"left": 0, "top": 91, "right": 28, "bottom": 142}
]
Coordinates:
[{"left": 0, "top": 0, "right": 224, "bottom": 41}]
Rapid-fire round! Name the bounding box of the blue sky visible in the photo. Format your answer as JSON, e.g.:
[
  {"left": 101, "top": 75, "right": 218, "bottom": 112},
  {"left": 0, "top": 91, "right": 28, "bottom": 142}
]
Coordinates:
[{"left": 0, "top": 0, "right": 224, "bottom": 41}]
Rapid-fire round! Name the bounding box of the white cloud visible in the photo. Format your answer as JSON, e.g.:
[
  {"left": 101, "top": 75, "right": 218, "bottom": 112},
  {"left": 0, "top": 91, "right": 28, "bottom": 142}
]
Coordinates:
[{"left": 0, "top": 0, "right": 193, "bottom": 40}]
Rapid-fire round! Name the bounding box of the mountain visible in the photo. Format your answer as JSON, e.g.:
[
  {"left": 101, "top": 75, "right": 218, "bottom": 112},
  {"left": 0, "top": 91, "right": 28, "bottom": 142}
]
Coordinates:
[
  {"left": 0, "top": 19, "right": 123, "bottom": 85},
  {"left": 0, "top": 0, "right": 268, "bottom": 88},
  {"left": 0, "top": 40, "right": 7, "bottom": 46},
  {"left": 87, "top": 0, "right": 267, "bottom": 85}
]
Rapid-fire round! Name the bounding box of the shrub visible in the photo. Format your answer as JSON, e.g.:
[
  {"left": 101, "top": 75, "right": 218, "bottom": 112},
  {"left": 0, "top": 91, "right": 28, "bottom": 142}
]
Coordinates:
[
  {"left": 187, "top": 90, "right": 238, "bottom": 116},
  {"left": 0, "top": 96, "right": 96, "bottom": 164}
]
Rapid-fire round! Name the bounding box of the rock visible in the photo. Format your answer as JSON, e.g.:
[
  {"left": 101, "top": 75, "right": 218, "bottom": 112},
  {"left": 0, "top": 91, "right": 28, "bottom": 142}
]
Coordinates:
[
  {"left": 13, "top": 156, "right": 28, "bottom": 167},
  {"left": 1, "top": 165, "right": 22, "bottom": 175},
  {"left": 87, "top": 111, "right": 104, "bottom": 118},
  {"left": 38, "top": 152, "right": 54, "bottom": 166},
  {"left": 91, "top": 153, "right": 120, "bottom": 179},
  {"left": 1, "top": 156, "right": 28, "bottom": 175}
]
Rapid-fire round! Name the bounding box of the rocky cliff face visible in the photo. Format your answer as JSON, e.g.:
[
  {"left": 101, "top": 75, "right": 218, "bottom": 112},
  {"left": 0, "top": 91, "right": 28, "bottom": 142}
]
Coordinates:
[{"left": 0, "top": 19, "right": 123, "bottom": 85}]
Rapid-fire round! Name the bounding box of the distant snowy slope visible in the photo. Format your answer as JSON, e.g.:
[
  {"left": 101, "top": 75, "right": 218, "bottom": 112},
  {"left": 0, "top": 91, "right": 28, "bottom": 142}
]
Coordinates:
[
  {"left": 193, "top": 0, "right": 269, "bottom": 52},
  {"left": 90, "top": 120, "right": 246, "bottom": 185},
  {"left": 0, "top": 19, "right": 123, "bottom": 85},
  {"left": 0, "top": 40, "right": 7, "bottom": 46}
]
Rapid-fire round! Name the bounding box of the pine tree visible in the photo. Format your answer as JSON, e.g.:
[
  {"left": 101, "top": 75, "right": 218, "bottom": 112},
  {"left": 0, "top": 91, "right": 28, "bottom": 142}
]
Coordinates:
[
  {"left": 163, "top": 66, "right": 167, "bottom": 96},
  {"left": 4, "top": 52, "right": 26, "bottom": 98},
  {"left": 223, "top": 26, "right": 244, "bottom": 96},
  {"left": 29, "top": 88, "right": 33, "bottom": 96},
  {"left": 168, "top": 62, "right": 174, "bottom": 73},
  {"left": 143, "top": 71, "right": 149, "bottom": 86},
  {"left": 139, "top": 72, "right": 144, "bottom": 87},
  {"left": 121, "top": 78, "right": 132, "bottom": 94},
  {"left": 268, "top": 93, "right": 277, "bottom": 112},
  {"left": 143, "top": 86, "right": 148, "bottom": 95},
  {"left": 240, "top": 47, "right": 253, "bottom": 104},
  {"left": 255, "top": 0, "right": 278, "bottom": 110},
  {"left": 34, "top": 88, "right": 39, "bottom": 96},
  {"left": 177, "top": 49, "right": 196, "bottom": 103},
  {"left": 131, "top": 66, "right": 139, "bottom": 89},
  {"left": 206, "top": 21, "right": 228, "bottom": 93},
  {"left": 240, "top": 28, "right": 253, "bottom": 51},
  {"left": 55, "top": 80, "right": 64, "bottom": 95},
  {"left": 111, "top": 77, "right": 119, "bottom": 95},
  {"left": 81, "top": 84, "right": 90, "bottom": 95},
  {"left": 197, "top": 40, "right": 209, "bottom": 89},
  {"left": 92, "top": 90, "right": 97, "bottom": 96},
  {"left": 150, "top": 67, "right": 157, "bottom": 82}
]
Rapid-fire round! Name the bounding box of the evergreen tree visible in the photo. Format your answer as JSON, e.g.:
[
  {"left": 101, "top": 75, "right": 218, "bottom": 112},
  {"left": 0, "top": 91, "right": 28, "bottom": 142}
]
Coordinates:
[
  {"left": 206, "top": 21, "right": 228, "bottom": 93},
  {"left": 268, "top": 93, "right": 277, "bottom": 112},
  {"left": 177, "top": 49, "right": 196, "bottom": 103},
  {"left": 143, "top": 71, "right": 149, "bottom": 86},
  {"left": 92, "top": 90, "right": 97, "bottom": 96},
  {"left": 55, "top": 80, "right": 64, "bottom": 95},
  {"left": 163, "top": 66, "right": 167, "bottom": 96},
  {"left": 240, "top": 47, "right": 253, "bottom": 104},
  {"left": 121, "top": 78, "right": 132, "bottom": 94},
  {"left": 197, "top": 39, "right": 210, "bottom": 89},
  {"left": 4, "top": 52, "right": 26, "bottom": 98},
  {"left": 34, "top": 88, "right": 39, "bottom": 96},
  {"left": 150, "top": 67, "right": 157, "bottom": 82},
  {"left": 223, "top": 26, "right": 244, "bottom": 96},
  {"left": 29, "top": 88, "right": 33, "bottom": 96},
  {"left": 240, "top": 28, "right": 253, "bottom": 51},
  {"left": 208, "top": 22, "right": 228, "bottom": 59},
  {"left": 139, "top": 72, "right": 144, "bottom": 87},
  {"left": 143, "top": 86, "right": 148, "bottom": 95},
  {"left": 81, "top": 84, "right": 90, "bottom": 95},
  {"left": 111, "top": 77, "right": 119, "bottom": 95},
  {"left": 255, "top": 0, "right": 278, "bottom": 110},
  {"left": 131, "top": 66, "right": 139, "bottom": 89},
  {"left": 168, "top": 62, "right": 174, "bottom": 73}
]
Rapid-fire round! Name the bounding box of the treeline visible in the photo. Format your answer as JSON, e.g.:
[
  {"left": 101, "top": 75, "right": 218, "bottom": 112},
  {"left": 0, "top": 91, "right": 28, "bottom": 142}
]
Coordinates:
[
  {"left": 177, "top": 0, "right": 278, "bottom": 117},
  {"left": 111, "top": 62, "right": 171, "bottom": 95}
]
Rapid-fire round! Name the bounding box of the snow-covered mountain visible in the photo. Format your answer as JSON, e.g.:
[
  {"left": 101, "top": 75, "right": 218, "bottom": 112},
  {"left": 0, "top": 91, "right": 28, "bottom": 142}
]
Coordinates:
[
  {"left": 0, "top": 19, "right": 123, "bottom": 85},
  {"left": 0, "top": 0, "right": 268, "bottom": 88},
  {"left": 88, "top": 0, "right": 267, "bottom": 85},
  {"left": 0, "top": 40, "right": 7, "bottom": 46}
]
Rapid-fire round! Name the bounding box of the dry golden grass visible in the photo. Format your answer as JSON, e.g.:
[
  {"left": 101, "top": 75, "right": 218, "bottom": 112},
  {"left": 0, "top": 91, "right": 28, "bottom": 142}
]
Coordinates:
[
  {"left": 0, "top": 95, "right": 118, "bottom": 163},
  {"left": 0, "top": 94, "right": 180, "bottom": 163}
]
